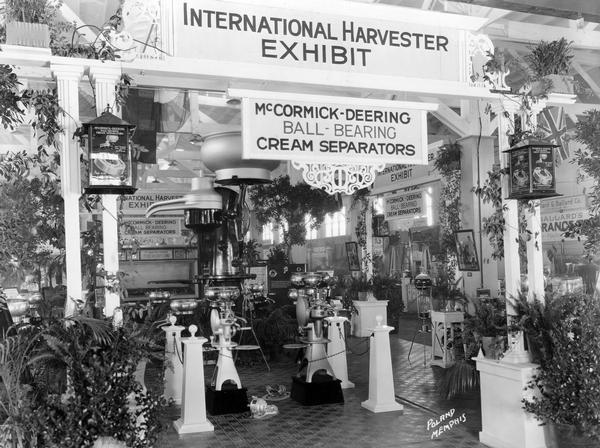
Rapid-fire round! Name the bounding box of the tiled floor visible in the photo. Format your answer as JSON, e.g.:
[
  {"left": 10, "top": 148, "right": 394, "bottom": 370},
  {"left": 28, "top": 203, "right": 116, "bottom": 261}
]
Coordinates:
[{"left": 154, "top": 315, "right": 486, "bottom": 448}]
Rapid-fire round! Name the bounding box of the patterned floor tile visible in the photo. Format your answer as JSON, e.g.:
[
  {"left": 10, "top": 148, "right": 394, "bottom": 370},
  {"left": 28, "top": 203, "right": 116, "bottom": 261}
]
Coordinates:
[{"left": 152, "top": 317, "right": 487, "bottom": 448}]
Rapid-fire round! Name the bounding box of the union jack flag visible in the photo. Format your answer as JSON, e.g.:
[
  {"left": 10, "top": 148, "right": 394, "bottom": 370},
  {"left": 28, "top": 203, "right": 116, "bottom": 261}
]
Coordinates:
[{"left": 537, "top": 107, "right": 576, "bottom": 162}]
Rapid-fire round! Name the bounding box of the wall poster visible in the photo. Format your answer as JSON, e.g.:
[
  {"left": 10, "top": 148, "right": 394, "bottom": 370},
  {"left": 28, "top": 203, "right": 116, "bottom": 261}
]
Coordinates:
[
  {"left": 345, "top": 241, "right": 361, "bottom": 271},
  {"left": 454, "top": 229, "right": 479, "bottom": 271}
]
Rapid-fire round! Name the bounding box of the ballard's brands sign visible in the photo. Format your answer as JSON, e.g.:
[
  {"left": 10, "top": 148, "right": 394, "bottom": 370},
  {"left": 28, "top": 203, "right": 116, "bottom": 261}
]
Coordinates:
[
  {"left": 235, "top": 90, "right": 436, "bottom": 165},
  {"left": 174, "top": 0, "right": 468, "bottom": 81}
]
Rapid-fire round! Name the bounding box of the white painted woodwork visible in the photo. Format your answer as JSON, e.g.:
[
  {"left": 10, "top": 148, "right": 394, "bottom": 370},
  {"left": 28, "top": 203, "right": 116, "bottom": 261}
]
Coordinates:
[
  {"left": 52, "top": 63, "right": 84, "bottom": 317},
  {"left": 89, "top": 63, "right": 123, "bottom": 317}
]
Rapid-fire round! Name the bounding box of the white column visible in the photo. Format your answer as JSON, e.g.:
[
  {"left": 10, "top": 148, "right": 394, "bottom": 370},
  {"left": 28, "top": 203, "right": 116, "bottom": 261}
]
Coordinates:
[
  {"left": 365, "top": 197, "right": 374, "bottom": 278},
  {"left": 89, "top": 63, "right": 123, "bottom": 317},
  {"left": 523, "top": 102, "right": 547, "bottom": 301},
  {"left": 525, "top": 204, "right": 544, "bottom": 299},
  {"left": 494, "top": 97, "right": 521, "bottom": 307},
  {"left": 52, "top": 63, "right": 84, "bottom": 317},
  {"left": 495, "top": 96, "right": 530, "bottom": 363}
]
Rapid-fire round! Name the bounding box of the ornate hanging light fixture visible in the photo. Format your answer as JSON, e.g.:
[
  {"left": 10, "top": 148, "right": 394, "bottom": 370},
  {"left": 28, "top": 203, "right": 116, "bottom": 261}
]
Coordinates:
[{"left": 291, "top": 162, "right": 386, "bottom": 195}]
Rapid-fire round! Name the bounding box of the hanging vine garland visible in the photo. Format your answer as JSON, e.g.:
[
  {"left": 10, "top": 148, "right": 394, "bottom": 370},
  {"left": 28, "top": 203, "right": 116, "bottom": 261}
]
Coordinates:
[
  {"left": 434, "top": 142, "right": 462, "bottom": 282},
  {"left": 351, "top": 188, "right": 370, "bottom": 251},
  {"left": 474, "top": 162, "right": 532, "bottom": 269}
]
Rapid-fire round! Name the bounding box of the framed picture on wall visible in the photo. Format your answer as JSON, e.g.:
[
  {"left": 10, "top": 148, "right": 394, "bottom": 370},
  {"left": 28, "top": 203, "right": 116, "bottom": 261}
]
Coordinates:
[
  {"left": 455, "top": 229, "right": 480, "bottom": 271},
  {"left": 345, "top": 241, "right": 361, "bottom": 271}
]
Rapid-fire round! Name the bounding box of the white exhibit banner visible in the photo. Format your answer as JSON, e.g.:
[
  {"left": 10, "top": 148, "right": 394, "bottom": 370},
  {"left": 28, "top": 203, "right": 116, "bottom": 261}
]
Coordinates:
[
  {"left": 233, "top": 90, "right": 436, "bottom": 165},
  {"left": 172, "top": 0, "right": 478, "bottom": 82},
  {"left": 119, "top": 191, "right": 188, "bottom": 247},
  {"left": 372, "top": 141, "right": 443, "bottom": 192},
  {"left": 384, "top": 189, "right": 424, "bottom": 220},
  {"left": 120, "top": 192, "right": 184, "bottom": 215},
  {"left": 540, "top": 194, "right": 589, "bottom": 242}
]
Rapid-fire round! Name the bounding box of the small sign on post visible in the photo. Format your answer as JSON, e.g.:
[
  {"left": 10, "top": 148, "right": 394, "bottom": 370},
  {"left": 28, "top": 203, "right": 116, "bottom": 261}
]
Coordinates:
[{"left": 81, "top": 107, "right": 137, "bottom": 195}]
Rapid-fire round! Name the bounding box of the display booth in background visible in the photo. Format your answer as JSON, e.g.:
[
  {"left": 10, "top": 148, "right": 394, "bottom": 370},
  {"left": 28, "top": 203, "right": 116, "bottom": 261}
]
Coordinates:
[{"left": 267, "top": 263, "right": 306, "bottom": 306}]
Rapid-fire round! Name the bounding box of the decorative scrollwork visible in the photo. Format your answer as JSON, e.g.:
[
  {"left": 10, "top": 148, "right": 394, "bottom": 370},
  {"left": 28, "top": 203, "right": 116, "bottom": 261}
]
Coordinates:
[
  {"left": 467, "top": 32, "right": 495, "bottom": 88},
  {"left": 291, "top": 162, "right": 385, "bottom": 195},
  {"left": 121, "top": 0, "right": 162, "bottom": 59}
]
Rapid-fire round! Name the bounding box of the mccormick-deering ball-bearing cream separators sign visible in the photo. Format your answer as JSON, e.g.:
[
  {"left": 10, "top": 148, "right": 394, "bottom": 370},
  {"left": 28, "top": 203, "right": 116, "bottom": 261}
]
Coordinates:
[{"left": 230, "top": 89, "right": 437, "bottom": 166}]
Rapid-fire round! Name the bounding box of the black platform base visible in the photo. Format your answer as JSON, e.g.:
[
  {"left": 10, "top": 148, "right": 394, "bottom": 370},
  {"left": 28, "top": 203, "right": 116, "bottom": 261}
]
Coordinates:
[
  {"left": 205, "top": 385, "right": 249, "bottom": 415},
  {"left": 291, "top": 374, "right": 344, "bottom": 406}
]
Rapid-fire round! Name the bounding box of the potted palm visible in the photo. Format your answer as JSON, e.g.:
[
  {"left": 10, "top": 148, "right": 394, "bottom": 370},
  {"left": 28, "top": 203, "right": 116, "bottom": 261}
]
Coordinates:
[
  {"left": 514, "top": 292, "right": 600, "bottom": 447},
  {"left": 525, "top": 38, "right": 574, "bottom": 95}
]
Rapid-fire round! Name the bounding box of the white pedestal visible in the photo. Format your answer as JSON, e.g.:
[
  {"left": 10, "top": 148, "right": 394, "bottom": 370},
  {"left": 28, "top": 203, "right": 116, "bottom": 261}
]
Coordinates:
[
  {"left": 174, "top": 326, "right": 214, "bottom": 434},
  {"left": 326, "top": 316, "right": 355, "bottom": 389},
  {"left": 163, "top": 318, "right": 185, "bottom": 404},
  {"left": 361, "top": 316, "right": 403, "bottom": 413},
  {"left": 477, "top": 357, "right": 549, "bottom": 448},
  {"left": 353, "top": 300, "right": 388, "bottom": 337}
]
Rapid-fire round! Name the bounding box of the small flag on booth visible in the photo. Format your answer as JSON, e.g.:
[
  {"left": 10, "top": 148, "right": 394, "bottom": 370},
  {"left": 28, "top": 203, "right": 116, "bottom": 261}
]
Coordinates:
[{"left": 537, "top": 107, "right": 576, "bottom": 162}]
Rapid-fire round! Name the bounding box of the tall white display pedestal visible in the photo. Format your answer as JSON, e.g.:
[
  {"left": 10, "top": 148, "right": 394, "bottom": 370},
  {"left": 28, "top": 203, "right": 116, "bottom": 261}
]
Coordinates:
[
  {"left": 174, "top": 325, "right": 214, "bottom": 434},
  {"left": 163, "top": 316, "right": 184, "bottom": 404},
  {"left": 477, "top": 357, "right": 549, "bottom": 448},
  {"left": 353, "top": 300, "right": 388, "bottom": 337},
  {"left": 361, "top": 316, "right": 403, "bottom": 413}
]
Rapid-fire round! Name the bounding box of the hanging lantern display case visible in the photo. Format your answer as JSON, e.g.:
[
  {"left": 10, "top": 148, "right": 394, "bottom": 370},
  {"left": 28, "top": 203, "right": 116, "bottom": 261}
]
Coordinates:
[
  {"left": 504, "top": 139, "right": 560, "bottom": 200},
  {"left": 81, "top": 106, "right": 137, "bottom": 195}
]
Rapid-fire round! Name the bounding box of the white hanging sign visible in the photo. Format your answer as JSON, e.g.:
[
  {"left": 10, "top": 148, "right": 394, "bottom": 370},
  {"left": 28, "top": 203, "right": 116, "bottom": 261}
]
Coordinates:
[
  {"left": 172, "top": 0, "right": 483, "bottom": 82},
  {"left": 372, "top": 142, "right": 442, "bottom": 192},
  {"left": 232, "top": 89, "right": 436, "bottom": 166},
  {"left": 384, "top": 189, "right": 424, "bottom": 220},
  {"left": 119, "top": 191, "right": 188, "bottom": 247}
]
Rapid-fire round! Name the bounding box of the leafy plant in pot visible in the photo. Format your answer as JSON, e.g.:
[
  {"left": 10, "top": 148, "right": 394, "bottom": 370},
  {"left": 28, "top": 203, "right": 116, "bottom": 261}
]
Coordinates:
[
  {"left": 4, "top": 0, "right": 57, "bottom": 48},
  {"left": 513, "top": 292, "right": 600, "bottom": 446},
  {"left": 0, "top": 314, "right": 166, "bottom": 448},
  {"left": 370, "top": 274, "right": 404, "bottom": 333},
  {"left": 464, "top": 298, "right": 507, "bottom": 359},
  {"left": 33, "top": 317, "right": 167, "bottom": 448},
  {"left": 524, "top": 38, "right": 574, "bottom": 95},
  {"left": 342, "top": 274, "right": 373, "bottom": 302}
]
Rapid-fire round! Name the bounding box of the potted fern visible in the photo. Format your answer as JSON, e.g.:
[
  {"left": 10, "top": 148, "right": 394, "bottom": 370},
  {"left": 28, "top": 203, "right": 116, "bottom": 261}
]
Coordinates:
[
  {"left": 525, "top": 38, "right": 574, "bottom": 95},
  {"left": 464, "top": 298, "right": 506, "bottom": 359}
]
